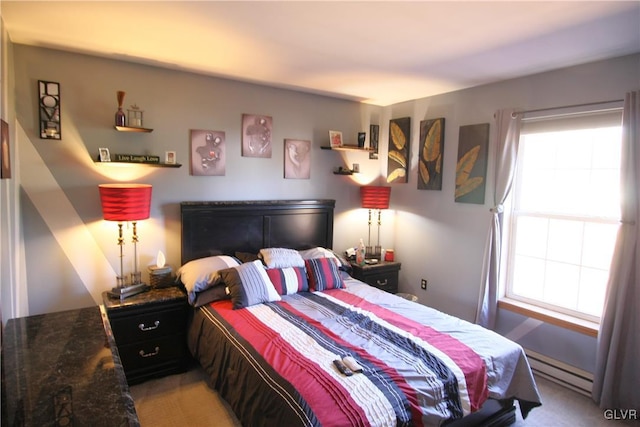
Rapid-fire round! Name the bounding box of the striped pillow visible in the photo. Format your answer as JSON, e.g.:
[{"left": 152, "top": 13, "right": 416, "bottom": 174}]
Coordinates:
[
  {"left": 266, "top": 267, "right": 309, "bottom": 295},
  {"left": 305, "top": 258, "right": 344, "bottom": 291},
  {"left": 222, "top": 260, "right": 281, "bottom": 309},
  {"left": 259, "top": 247, "right": 305, "bottom": 268}
]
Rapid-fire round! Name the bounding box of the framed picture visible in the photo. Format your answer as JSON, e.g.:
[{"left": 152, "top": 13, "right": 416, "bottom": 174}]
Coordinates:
[
  {"left": 455, "top": 123, "right": 489, "bottom": 204},
  {"left": 417, "top": 118, "right": 445, "bottom": 191},
  {"left": 242, "top": 114, "right": 272, "bottom": 158},
  {"left": 369, "top": 124, "right": 379, "bottom": 159},
  {"left": 329, "top": 130, "right": 343, "bottom": 148},
  {"left": 38, "top": 80, "right": 61, "bottom": 140},
  {"left": 98, "top": 147, "right": 111, "bottom": 162},
  {"left": 165, "top": 151, "right": 176, "bottom": 164},
  {"left": 387, "top": 117, "right": 410, "bottom": 183},
  {"left": 191, "top": 129, "right": 226, "bottom": 176},
  {"left": 284, "top": 139, "right": 311, "bottom": 179},
  {"left": 1, "top": 119, "right": 11, "bottom": 179}
]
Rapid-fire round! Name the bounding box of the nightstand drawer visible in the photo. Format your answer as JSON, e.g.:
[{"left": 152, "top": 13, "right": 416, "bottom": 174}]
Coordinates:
[
  {"left": 110, "top": 307, "right": 186, "bottom": 345},
  {"left": 117, "top": 334, "right": 186, "bottom": 373},
  {"left": 350, "top": 261, "right": 401, "bottom": 294},
  {"left": 363, "top": 272, "right": 398, "bottom": 293}
]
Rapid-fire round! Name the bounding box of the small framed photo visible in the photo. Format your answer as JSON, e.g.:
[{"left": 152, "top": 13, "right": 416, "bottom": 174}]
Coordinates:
[
  {"left": 329, "top": 130, "right": 343, "bottom": 148},
  {"left": 165, "top": 150, "right": 176, "bottom": 164},
  {"left": 98, "top": 147, "right": 110, "bottom": 162}
]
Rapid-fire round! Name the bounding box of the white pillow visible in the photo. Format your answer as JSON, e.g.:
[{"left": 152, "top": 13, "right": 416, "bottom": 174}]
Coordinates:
[
  {"left": 176, "top": 255, "right": 240, "bottom": 296},
  {"left": 259, "top": 247, "right": 305, "bottom": 268},
  {"left": 299, "top": 246, "right": 336, "bottom": 260},
  {"left": 299, "top": 247, "right": 350, "bottom": 270}
]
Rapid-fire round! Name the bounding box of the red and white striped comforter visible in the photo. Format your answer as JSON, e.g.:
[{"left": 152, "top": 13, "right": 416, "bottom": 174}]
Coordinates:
[{"left": 190, "top": 280, "right": 541, "bottom": 426}]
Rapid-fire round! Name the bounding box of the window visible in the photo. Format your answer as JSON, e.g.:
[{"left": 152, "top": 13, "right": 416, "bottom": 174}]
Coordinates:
[{"left": 505, "top": 109, "right": 622, "bottom": 323}]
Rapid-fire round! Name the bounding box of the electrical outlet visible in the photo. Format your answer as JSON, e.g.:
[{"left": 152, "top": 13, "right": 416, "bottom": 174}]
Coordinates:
[{"left": 421, "top": 279, "right": 427, "bottom": 290}]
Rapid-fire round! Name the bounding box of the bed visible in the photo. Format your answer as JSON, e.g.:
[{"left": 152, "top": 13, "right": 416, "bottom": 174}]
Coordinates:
[{"left": 180, "top": 199, "right": 541, "bottom": 426}]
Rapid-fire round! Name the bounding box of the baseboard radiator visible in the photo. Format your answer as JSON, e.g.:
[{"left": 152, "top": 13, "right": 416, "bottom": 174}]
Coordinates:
[{"left": 525, "top": 349, "right": 593, "bottom": 397}]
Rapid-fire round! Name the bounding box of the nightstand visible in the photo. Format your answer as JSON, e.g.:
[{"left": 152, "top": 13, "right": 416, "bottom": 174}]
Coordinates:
[
  {"left": 102, "top": 286, "right": 189, "bottom": 385},
  {"left": 350, "top": 261, "right": 401, "bottom": 294}
]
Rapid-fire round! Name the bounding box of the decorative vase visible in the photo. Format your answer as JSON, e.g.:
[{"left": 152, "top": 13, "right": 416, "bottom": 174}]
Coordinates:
[{"left": 115, "top": 91, "right": 126, "bottom": 126}]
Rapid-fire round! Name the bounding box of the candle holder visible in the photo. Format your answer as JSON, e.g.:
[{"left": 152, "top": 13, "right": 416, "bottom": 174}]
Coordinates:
[{"left": 127, "top": 104, "right": 144, "bottom": 128}]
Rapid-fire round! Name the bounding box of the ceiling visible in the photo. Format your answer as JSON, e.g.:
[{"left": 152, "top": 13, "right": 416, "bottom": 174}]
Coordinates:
[{"left": 3, "top": 1, "right": 639, "bottom": 106}]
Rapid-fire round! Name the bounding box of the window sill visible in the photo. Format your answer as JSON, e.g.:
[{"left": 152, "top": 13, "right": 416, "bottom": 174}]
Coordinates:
[{"left": 498, "top": 299, "right": 599, "bottom": 337}]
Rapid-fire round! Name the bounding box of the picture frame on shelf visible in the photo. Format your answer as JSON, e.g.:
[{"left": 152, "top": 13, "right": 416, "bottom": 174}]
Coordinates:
[
  {"left": 329, "top": 130, "right": 343, "bottom": 148},
  {"left": 99, "top": 147, "right": 111, "bottom": 162},
  {"left": 165, "top": 151, "right": 176, "bottom": 165}
]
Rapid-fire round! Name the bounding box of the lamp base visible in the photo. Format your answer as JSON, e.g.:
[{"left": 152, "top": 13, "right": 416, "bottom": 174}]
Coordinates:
[
  {"left": 130, "top": 271, "right": 142, "bottom": 285},
  {"left": 116, "top": 275, "right": 128, "bottom": 288},
  {"left": 365, "top": 246, "right": 382, "bottom": 259},
  {"left": 107, "top": 283, "right": 149, "bottom": 300}
]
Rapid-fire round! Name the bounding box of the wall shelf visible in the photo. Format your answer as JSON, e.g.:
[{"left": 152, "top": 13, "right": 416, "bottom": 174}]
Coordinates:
[
  {"left": 333, "top": 167, "right": 358, "bottom": 175},
  {"left": 320, "top": 145, "right": 373, "bottom": 152},
  {"left": 114, "top": 126, "right": 153, "bottom": 133},
  {"left": 95, "top": 160, "right": 181, "bottom": 168}
]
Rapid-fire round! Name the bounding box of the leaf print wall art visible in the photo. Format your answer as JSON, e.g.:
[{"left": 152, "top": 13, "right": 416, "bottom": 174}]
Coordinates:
[
  {"left": 387, "top": 117, "right": 410, "bottom": 183},
  {"left": 418, "top": 118, "right": 445, "bottom": 190},
  {"left": 455, "top": 123, "right": 489, "bottom": 204}
]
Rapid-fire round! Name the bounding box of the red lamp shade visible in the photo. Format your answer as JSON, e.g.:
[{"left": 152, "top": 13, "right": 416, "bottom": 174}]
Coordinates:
[
  {"left": 360, "top": 186, "right": 391, "bottom": 209},
  {"left": 99, "top": 184, "right": 152, "bottom": 221}
]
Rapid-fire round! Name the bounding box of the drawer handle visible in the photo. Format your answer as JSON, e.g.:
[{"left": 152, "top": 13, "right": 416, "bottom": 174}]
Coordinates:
[
  {"left": 139, "top": 347, "right": 160, "bottom": 358},
  {"left": 376, "top": 279, "right": 388, "bottom": 286},
  {"left": 138, "top": 320, "right": 160, "bottom": 331}
]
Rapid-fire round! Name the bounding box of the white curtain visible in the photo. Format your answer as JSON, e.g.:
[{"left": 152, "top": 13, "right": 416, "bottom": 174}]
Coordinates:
[
  {"left": 475, "top": 109, "right": 522, "bottom": 329},
  {"left": 592, "top": 90, "right": 640, "bottom": 409}
]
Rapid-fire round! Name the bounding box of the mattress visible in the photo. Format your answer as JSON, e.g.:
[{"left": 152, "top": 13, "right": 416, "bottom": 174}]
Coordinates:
[{"left": 188, "top": 277, "right": 541, "bottom": 426}]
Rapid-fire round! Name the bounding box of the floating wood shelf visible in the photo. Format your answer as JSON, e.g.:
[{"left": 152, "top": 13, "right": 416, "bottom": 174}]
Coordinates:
[
  {"left": 321, "top": 145, "right": 373, "bottom": 152},
  {"left": 95, "top": 161, "right": 181, "bottom": 168},
  {"left": 114, "top": 126, "right": 153, "bottom": 133},
  {"left": 333, "top": 168, "right": 358, "bottom": 175}
]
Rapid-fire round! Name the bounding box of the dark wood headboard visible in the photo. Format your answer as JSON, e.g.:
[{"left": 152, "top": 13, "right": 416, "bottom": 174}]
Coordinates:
[{"left": 180, "top": 199, "right": 335, "bottom": 264}]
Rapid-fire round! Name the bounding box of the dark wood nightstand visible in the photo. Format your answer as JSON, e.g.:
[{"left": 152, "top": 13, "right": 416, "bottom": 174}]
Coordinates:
[
  {"left": 102, "top": 286, "right": 189, "bottom": 385},
  {"left": 350, "top": 261, "right": 401, "bottom": 294}
]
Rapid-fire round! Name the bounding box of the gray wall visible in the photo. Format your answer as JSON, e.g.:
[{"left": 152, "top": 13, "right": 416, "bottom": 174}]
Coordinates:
[
  {"left": 11, "top": 44, "right": 384, "bottom": 315},
  {"left": 3, "top": 40, "right": 639, "bottom": 374}
]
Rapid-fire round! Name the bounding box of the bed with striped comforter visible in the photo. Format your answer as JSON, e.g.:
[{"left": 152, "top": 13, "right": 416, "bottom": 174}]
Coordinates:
[{"left": 188, "top": 278, "right": 541, "bottom": 426}]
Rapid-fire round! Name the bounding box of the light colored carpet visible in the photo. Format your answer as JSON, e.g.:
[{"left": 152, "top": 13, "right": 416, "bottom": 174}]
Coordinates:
[
  {"left": 130, "top": 366, "right": 241, "bottom": 426},
  {"left": 130, "top": 366, "right": 637, "bottom": 426}
]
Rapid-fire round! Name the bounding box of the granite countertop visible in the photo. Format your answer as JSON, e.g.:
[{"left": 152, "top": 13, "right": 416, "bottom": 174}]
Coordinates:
[
  {"left": 2, "top": 306, "right": 140, "bottom": 426},
  {"left": 102, "top": 285, "right": 186, "bottom": 311}
]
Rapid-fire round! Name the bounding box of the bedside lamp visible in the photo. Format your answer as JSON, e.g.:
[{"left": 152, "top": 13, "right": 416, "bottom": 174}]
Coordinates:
[
  {"left": 360, "top": 185, "right": 391, "bottom": 258},
  {"left": 99, "top": 183, "right": 152, "bottom": 290}
]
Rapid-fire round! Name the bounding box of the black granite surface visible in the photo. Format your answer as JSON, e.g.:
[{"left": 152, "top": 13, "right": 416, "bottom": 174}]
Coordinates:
[
  {"left": 102, "top": 285, "right": 186, "bottom": 311},
  {"left": 2, "top": 306, "right": 140, "bottom": 426}
]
